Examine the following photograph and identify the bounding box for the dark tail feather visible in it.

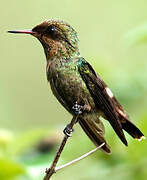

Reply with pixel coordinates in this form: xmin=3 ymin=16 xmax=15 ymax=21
xmin=122 ymin=119 xmax=145 ymax=140
xmin=78 ymin=117 xmax=111 ymax=154
xmin=108 ymin=120 xmax=128 ymax=146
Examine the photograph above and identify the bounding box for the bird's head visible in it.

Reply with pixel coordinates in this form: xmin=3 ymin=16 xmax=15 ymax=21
xmin=8 ymin=19 xmax=79 ymax=59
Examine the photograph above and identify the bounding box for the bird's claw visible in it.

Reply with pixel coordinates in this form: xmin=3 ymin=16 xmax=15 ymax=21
xmin=63 ymin=124 xmax=74 ymax=137
xmin=72 ymin=102 xmax=83 ymax=115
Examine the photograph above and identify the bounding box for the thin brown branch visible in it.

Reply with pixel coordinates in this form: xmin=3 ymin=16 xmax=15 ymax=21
xmin=43 ymin=115 xmax=78 ymax=180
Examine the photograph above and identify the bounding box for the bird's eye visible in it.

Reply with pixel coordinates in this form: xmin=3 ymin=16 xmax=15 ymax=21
xmin=46 ymin=26 xmax=58 ymax=39
xmin=47 ymin=26 xmax=56 ymax=33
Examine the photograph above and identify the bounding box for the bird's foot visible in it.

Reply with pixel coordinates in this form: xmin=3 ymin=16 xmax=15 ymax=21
xmin=72 ymin=102 xmax=83 ymax=115
xmin=63 ymin=124 xmax=74 ymax=137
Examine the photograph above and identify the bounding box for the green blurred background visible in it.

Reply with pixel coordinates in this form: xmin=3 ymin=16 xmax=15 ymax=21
xmin=0 ymin=0 xmax=147 ymax=179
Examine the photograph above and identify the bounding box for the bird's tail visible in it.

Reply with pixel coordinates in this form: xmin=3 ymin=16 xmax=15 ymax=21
xmin=121 ymin=119 xmax=145 ymax=141
xmin=78 ymin=116 xmax=111 ymax=154
xmin=110 ymin=96 xmax=145 ymax=142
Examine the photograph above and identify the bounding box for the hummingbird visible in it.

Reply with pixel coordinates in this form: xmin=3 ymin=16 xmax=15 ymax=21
xmin=8 ymin=19 xmax=145 ymax=154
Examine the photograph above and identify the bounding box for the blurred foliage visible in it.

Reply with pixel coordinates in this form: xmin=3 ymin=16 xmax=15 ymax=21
xmin=0 ymin=158 xmax=25 ymax=180
xmin=0 ymin=0 xmax=147 ymax=180
xmin=125 ymin=24 xmax=147 ymax=47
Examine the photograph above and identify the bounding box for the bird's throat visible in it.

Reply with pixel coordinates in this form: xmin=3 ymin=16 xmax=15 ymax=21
xmin=41 ymin=39 xmax=79 ymax=61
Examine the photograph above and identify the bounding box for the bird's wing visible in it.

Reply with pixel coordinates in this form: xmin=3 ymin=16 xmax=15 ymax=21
xmin=77 ymin=58 xmax=128 ymax=146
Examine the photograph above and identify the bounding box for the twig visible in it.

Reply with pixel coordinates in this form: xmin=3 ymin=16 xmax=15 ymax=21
xmin=55 ymin=142 xmax=105 ymax=172
xmin=43 ymin=115 xmax=78 ymax=180
xmin=43 ymin=116 xmax=105 ymax=180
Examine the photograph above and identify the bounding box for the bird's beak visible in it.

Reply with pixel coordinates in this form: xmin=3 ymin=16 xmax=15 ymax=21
xmin=8 ymin=30 xmax=35 ymax=35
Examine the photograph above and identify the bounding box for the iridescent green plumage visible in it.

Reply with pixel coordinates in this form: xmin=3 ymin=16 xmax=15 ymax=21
xmin=8 ymin=19 xmax=145 ymax=154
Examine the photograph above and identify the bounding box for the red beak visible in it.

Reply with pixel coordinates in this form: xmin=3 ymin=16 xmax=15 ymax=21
xmin=8 ymin=30 xmax=34 ymax=34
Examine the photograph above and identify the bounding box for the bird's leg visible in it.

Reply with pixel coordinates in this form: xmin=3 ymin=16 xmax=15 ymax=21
xmin=64 ymin=101 xmax=86 ymax=136
xmin=63 ymin=124 xmax=74 ymax=137
xmin=72 ymin=101 xmax=84 ymax=115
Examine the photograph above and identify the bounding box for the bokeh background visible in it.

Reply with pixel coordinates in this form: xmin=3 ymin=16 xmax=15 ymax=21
xmin=1 ymin=0 xmax=147 ymax=179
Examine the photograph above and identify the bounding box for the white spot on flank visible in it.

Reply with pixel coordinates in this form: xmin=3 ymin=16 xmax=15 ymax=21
xmin=105 ymin=87 xmax=113 ymax=98
xmin=118 ymin=109 xmax=127 ymax=118
xmin=137 ymin=136 xmax=146 ymax=141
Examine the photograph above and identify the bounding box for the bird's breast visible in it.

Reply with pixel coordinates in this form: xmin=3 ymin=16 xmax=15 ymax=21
xmin=46 ymin=60 xmax=95 ymax=113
